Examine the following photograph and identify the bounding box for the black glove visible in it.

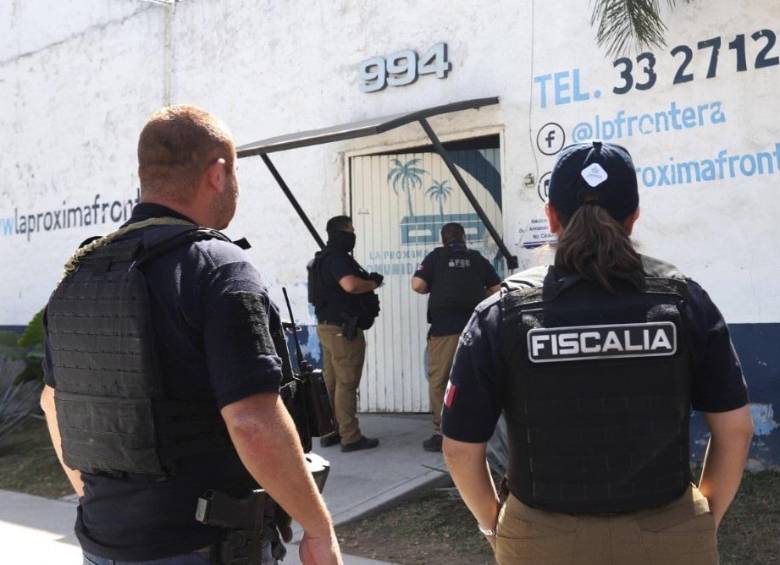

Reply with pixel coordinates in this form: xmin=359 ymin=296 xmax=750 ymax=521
xmin=368 ymin=272 xmax=384 ymax=287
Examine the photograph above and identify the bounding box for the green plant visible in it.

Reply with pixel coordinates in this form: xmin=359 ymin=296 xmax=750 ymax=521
xmin=14 ymin=309 xmax=45 ymax=385
xmin=1 ymin=309 xmax=45 ymax=444
xmin=591 ymin=0 xmax=692 ymax=57
xmin=0 ymin=331 xmax=24 ymax=361
xmin=17 ymin=309 xmax=44 ymax=349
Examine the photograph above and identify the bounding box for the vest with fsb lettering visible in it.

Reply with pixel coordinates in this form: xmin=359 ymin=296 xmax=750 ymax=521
xmin=500 ymin=258 xmax=694 ymax=514
xmin=428 ymin=246 xmax=485 ymax=314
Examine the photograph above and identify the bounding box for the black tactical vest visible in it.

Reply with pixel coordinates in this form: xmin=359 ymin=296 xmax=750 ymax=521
xmin=500 ymin=258 xmax=694 ymax=514
xmin=428 ymin=246 xmax=485 ymax=313
xmin=307 ymin=252 xmax=326 ymax=309
xmin=309 ymin=248 xmax=379 ymax=329
xmin=47 ymin=225 xmax=236 ymax=477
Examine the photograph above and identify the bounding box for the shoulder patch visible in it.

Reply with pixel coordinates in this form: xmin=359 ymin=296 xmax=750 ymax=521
xmin=527 ymin=321 xmax=677 ymax=363
xmin=224 ymin=291 xmax=276 ymax=356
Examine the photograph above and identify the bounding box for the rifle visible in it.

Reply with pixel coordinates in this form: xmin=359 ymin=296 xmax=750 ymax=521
xmin=282 ymin=287 xmax=337 ymax=440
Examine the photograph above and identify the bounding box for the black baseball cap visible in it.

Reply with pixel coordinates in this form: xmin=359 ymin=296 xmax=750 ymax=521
xmin=548 ymin=141 xmax=639 ymax=221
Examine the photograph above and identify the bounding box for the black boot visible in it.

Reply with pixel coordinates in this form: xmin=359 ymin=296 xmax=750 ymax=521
xmin=341 ymin=436 xmax=380 ymax=452
xmin=422 ymin=433 xmax=442 ymax=452
xmin=320 ymin=432 xmax=341 ymax=448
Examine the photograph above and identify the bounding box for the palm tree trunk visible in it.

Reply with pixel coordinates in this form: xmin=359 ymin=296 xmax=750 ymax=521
xmin=406 ymin=189 xmax=414 ymax=219
xmin=439 ymin=200 xmax=444 ymax=220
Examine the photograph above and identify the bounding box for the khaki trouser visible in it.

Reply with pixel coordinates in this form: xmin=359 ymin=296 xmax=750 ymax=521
xmin=427 ymin=334 xmax=460 ymax=433
xmin=317 ymin=324 xmax=366 ymax=445
xmin=496 ymin=485 xmax=718 ymax=565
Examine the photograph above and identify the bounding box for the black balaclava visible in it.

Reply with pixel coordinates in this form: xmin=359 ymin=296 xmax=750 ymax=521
xmin=328 ymin=230 xmax=356 ymax=252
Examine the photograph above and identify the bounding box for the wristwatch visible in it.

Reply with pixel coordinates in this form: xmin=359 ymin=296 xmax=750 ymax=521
xmin=478 ymin=524 xmax=497 ymax=537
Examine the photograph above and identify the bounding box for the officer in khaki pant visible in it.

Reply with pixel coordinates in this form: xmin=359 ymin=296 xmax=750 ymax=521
xmin=441 ymin=142 xmax=754 ymax=564
xmin=412 ymin=223 xmax=501 ymax=452
xmin=310 ymin=216 xmax=382 ymax=452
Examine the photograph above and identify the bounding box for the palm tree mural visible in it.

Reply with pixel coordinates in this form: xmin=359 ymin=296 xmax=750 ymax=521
xmin=387 ymin=158 xmax=426 ymax=218
xmin=426 ymin=179 xmax=452 ymax=220
xmin=591 ymin=0 xmax=691 ymax=56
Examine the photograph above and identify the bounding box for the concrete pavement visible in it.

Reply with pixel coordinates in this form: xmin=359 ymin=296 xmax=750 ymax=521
xmin=0 ymin=414 xmax=448 ymax=564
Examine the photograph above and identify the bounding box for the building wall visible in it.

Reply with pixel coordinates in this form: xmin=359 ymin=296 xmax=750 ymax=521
xmin=1 ymin=0 xmax=778 ymax=463
xmin=1 ymin=0 xmax=167 ymax=322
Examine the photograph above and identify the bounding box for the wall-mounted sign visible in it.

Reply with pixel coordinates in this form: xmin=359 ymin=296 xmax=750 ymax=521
xmin=521 ymin=217 xmax=556 ymax=249
xmin=537 ymin=171 xmax=551 ymax=202
xmin=536 ymin=122 xmax=566 ymax=155
xmin=358 ymin=42 xmax=451 ymax=93
xmin=534 ymin=28 xmax=779 ymax=109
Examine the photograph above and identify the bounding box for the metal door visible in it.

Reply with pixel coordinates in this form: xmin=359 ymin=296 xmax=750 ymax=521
xmin=350 ymin=139 xmax=504 ymax=412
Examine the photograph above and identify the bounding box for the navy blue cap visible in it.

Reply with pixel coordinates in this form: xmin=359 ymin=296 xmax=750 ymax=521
xmin=548 ymin=141 xmax=639 ymax=221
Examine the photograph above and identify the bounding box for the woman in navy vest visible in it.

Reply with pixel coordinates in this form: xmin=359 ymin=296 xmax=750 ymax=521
xmin=441 ymin=141 xmax=753 ymax=565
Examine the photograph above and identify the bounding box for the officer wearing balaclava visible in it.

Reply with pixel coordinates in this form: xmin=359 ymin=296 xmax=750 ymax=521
xmin=309 ymin=216 xmax=383 ymax=452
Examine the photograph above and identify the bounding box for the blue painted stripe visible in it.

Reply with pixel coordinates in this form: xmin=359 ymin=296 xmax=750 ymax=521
xmin=691 ymin=323 xmax=779 ymax=468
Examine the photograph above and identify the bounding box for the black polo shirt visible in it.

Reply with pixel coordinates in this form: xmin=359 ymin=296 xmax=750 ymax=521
xmin=442 ymin=263 xmax=749 ymax=443
xmin=43 ymin=203 xmax=285 ymax=560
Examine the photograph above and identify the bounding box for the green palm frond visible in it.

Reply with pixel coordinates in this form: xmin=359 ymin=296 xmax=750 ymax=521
xmin=591 ymin=0 xmax=691 ymax=57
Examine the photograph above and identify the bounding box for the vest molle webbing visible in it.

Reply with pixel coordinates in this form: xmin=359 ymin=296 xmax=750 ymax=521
xmin=47 ymin=221 xmax=235 ymax=477
xmin=499 ymin=266 xmax=694 ymax=514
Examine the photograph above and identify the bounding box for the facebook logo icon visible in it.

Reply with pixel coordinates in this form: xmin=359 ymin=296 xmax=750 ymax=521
xmin=536 ymin=123 xmax=566 ymax=156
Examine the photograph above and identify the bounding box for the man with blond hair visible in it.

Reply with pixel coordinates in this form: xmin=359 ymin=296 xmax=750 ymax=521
xmin=41 ymin=105 xmax=342 ymax=565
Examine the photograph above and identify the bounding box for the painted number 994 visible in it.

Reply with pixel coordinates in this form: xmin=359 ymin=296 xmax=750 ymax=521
xmin=612 ymin=29 xmax=779 ymax=95
xmin=359 ymin=43 xmax=451 ymax=93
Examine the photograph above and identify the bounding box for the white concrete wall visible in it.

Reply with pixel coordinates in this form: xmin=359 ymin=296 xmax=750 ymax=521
xmin=1 ymin=0 xmax=778 ymax=331
xmin=0 ymin=0 xmax=167 ymax=323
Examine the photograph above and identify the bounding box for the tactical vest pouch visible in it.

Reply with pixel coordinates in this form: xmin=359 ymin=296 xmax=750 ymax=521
xmin=49 ymin=228 xmax=233 ymax=477
xmin=357 ymin=293 xmax=380 ymax=330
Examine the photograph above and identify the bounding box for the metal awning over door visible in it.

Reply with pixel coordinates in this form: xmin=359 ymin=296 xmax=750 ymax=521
xmin=236 ymin=96 xmax=518 ymax=270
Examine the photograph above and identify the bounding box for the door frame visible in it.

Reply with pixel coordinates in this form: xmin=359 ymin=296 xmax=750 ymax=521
xmin=343 ymin=125 xmax=506 ymax=220
xmin=344 ymin=125 xmax=506 ymax=412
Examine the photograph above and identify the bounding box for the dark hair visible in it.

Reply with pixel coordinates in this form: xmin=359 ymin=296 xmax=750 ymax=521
xmin=555 ymin=203 xmax=643 ymax=292
xmin=138 ymin=105 xmax=234 ymax=203
xmin=441 ymin=222 xmax=466 ymax=245
xmin=326 ymin=215 xmax=352 ymax=235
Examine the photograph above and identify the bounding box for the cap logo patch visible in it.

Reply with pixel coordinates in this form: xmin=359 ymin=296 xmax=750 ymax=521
xmin=581 ymin=163 xmax=609 ymax=187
